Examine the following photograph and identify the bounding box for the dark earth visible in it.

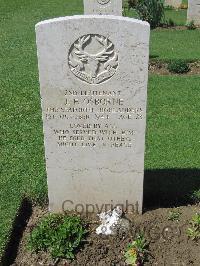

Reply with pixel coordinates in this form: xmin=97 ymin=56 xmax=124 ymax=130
xmin=9 ymin=204 xmax=200 ymax=266
xmin=149 ymin=61 xmax=200 ymax=75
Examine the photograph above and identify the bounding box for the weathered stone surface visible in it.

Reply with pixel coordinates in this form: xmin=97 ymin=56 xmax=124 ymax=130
xmin=187 ymin=0 xmax=200 ymax=25
xmin=165 ymin=0 xmax=182 ymax=8
xmin=84 ymin=0 xmax=122 ymax=15
xmin=35 ymin=15 xmax=150 ymax=214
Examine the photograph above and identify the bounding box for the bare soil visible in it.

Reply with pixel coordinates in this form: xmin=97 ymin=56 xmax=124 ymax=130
xmin=149 ymin=61 xmax=200 ymax=75
xmin=11 ymin=204 xmax=200 ymax=266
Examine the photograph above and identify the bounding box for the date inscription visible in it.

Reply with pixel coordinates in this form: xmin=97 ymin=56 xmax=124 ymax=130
xmin=44 ymin=89 xmax=144 ymax=148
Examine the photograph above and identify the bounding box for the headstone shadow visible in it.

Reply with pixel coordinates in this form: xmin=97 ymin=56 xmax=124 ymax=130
xmin=143 ymin=168 xmax=200 ymax=210
xmin=1 ymin=198 xmax=32 ymax=266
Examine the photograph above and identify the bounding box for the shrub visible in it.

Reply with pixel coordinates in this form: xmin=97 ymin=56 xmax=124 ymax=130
xmin=187 ymin=213 xmax=200 ymax=240
xmin=135 ymin=0 xmax=165 ymax=29
xmin=167 ymin=60 xmax=190 ymax=74
xmin=28 ymin=214 xmax=87 ymax=259
xmin=167 ymin=18 xmax=176 ymax=27
xmin=128 ymin=0 xmax=138 ymax=9
xmin=186 ymin=20 xmax=196 ymax=30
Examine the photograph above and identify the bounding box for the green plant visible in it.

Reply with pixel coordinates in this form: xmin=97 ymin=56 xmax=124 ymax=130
xmin=168 ymin=209 xmax=181 ymax=221
xmin=167 ymin=18 xmax=176 ymax=27
xmin=124 ymin=233 xmax=149 ymax=265
xmin=186 ymin=20 xmax=196 ymax=30
xmin=164 ymin=5 xmax=174 ymax=10
xmin=167 ymin=60 xmax=190 ymax=74
xmin=128 ymin=0 xmax=138 ymax=9
xmin=187 ymin=213 xmax=200 ymax=240
xmin=123 ymin=0 xmax=137 ymax=15
xmin=28 ymin=214 xmax=87 ymax=259
xmin=123 ymin=0 xmax=129 ymax=16
xmin=135 ymin=0 xmax=165 ymax=29
xmin=190 ymin=189 xmax=200 ymax=204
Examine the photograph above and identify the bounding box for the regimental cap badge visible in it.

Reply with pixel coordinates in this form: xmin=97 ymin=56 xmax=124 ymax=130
xmin=97 ymin=0 xmax=110 ymax=4
xmin=68 ymin=34 xmax=118 ymax=85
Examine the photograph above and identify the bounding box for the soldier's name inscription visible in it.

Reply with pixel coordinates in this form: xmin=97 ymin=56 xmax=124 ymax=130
xmin=45 ymin=88 xmax=143 ymax=149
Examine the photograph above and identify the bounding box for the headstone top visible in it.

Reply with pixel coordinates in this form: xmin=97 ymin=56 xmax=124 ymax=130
xmin=36 ymin=15 xmax=149 ymax=28
xmin=83 ymin=0 xmax=122 ymax=15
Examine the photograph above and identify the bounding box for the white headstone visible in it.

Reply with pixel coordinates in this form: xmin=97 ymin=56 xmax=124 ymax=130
xmin=36 ymin=15 xmax=150 ymax=214
xmin=84 ymin=0 xmax=122 ymax=15
xmin=165 ymin=0 xmax=182 ymax=8
xmin=187 ymin=0 xmax=200 ymax=25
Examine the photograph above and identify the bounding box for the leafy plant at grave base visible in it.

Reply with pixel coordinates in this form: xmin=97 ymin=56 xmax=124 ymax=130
xmin=185 ymin=20 xmax=196 ymax=30
xmin=187 ymin=213 xmax=200 ymax=241
xmin=167 ymin=18 xmax=176 ymax=27
xmin=124 ymin=233 xmax=149 ymax=266
xmin=28 ymin=214 xmax=87 ymax=259
xmin=135 ymin=0 xmax=165 ymax=29
xmin=168 ymin=209 xmax=181 ymax=221
xmin=190 ymin=189 xmax=200 ymax=204
xmin=167 ymin=59 xmax=190 ymax=74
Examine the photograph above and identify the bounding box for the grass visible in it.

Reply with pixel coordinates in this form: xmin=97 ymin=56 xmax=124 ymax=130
xmin=164 ymin=9 xmax=187 ymax=26
xmin=182 ymin=0 xmax=188 ymax=5
xmin=126 ymin=7 xmax=200 ymax=61
xmin=146 ymin=75 xmax=200 ymax=170
xmin=150 ymin=30 xmax=200 ymax=61
xmin=0 ymin=0 xmax=199 ymax=259
xmin=144 ymin=75 xmax=200 ymax=207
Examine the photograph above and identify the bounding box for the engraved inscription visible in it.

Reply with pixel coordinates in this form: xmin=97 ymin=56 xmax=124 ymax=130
xmin=97 ymin=0 xmax=110 ymax=4
xmin=68 ymin=34 xmax=118 ymax=84
xmin=45 ymin=88 xmax=144 ymax=149
xmin=54 ymin=124 xmax=136 ymax=148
